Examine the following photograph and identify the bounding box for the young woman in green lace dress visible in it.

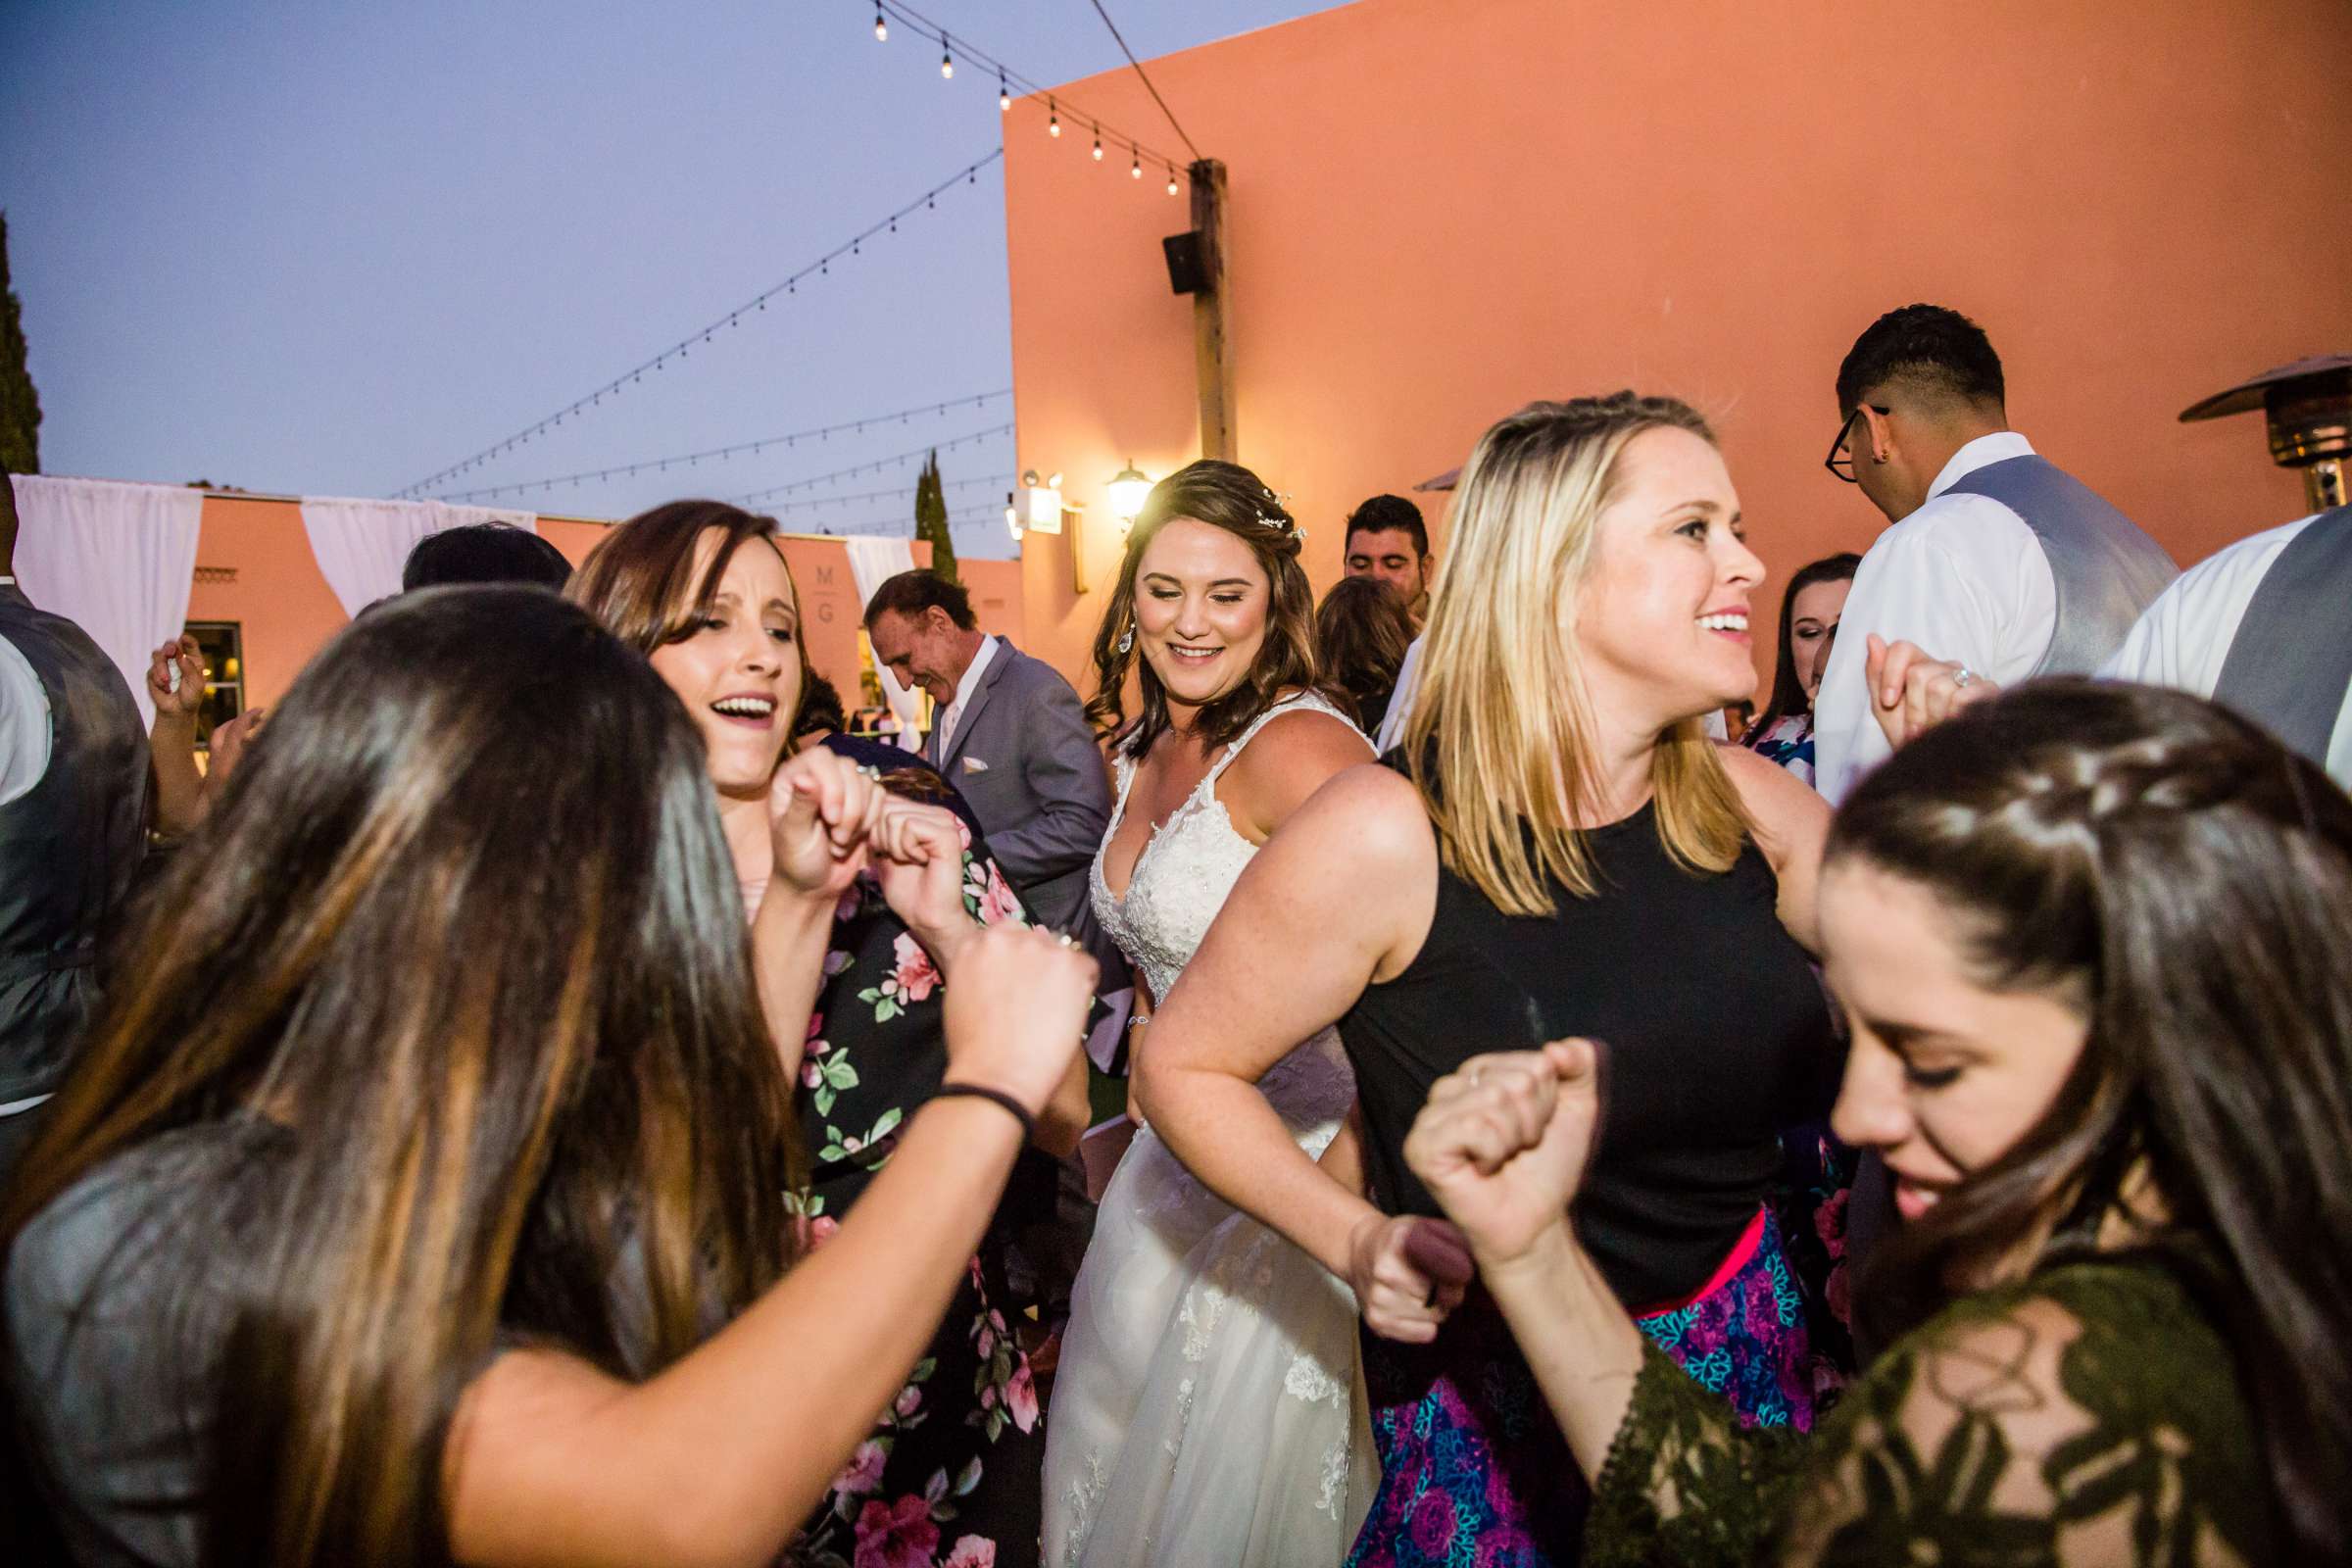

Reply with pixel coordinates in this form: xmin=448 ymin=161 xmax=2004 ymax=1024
xmin=1402 ymin=680 xmax=2351 ymax=1565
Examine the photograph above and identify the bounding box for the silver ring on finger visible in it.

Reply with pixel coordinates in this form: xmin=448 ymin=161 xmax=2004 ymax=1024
xmin=1952 ymin=665 xmax=1975 ymax=688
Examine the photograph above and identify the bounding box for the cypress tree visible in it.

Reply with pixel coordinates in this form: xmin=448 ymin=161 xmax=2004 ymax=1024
xmin=0 ymin=213 xmax=41 ymax=474
xmin=912 ymin=448 xmax=956 ymax=583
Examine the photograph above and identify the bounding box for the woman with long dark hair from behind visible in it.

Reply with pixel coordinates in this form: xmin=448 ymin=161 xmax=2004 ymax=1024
xmin=569 ymin=501 xmax=1082 ymax=1565
xmin=1 ymin=586 xmax=1095 ymax=1568
xmin=1740 ymin=551 xmax=1859 ymax=786
xmin=1315 ymin=572 xmax=1415 ymax=737
xmin=1404 ymin=680 xmax=2349 ymax=1564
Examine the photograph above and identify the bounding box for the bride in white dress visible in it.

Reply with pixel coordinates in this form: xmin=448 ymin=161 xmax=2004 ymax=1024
xmin=1042 ymin=463 xmax=1379 ymax=1567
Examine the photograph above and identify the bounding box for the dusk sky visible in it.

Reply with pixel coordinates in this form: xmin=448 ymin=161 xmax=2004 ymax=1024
xmin=1 ymin=1 xmax=1331 ymax=558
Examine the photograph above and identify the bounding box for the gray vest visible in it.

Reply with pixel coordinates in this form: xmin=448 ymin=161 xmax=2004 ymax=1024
xmin=0 ymin=584 xmax=150 ymax=1103
xmin=1941 ymin=454 xmax=2178 ymax=675
xmin=2211 ymin=507 xmax=2352 ymax=772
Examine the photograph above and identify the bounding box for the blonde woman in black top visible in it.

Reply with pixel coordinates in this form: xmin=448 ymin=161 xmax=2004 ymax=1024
xmin=1137 ymin=396 xmax=1836 ymax=1565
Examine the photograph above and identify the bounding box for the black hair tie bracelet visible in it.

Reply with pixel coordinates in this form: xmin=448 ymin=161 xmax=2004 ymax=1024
xmin=931 ymin=1083 xmax=1036 ymax=1142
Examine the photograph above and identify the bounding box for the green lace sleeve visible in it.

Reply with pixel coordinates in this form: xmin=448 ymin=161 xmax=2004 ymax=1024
xmin=1586 ymin=1259 xmax=2272 ymax=1567
xmin=1585 ymin=1342 xmax=1813 ymax=1568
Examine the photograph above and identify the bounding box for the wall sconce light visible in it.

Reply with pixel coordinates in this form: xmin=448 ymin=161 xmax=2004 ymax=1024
xmin=1107 ymin=460 xmax=1152 ymax=529
xmin=1013 ymin=467 xmax=1063 ymax=535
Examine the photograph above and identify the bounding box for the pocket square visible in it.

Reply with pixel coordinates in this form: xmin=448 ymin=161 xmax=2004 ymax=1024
xmin=961 ymin=756 xmax=990 ymax=775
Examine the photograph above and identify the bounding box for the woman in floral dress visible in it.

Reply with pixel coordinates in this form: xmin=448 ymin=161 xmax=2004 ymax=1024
xmin=570 ymin=500 xmax=1068 ymax=1568
xmin=789 ymin=764 xmax=1051 ymax=1568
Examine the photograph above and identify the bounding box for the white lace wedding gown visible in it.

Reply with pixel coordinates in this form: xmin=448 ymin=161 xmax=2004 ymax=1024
xmin=1041 ymin=693 xmax=1375 ymax=1568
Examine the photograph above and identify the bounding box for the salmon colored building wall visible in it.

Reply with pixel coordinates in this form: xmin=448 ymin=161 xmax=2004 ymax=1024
xmin=1004 ymin=0 xmax=2352 ymax=691
xmin=183 ymin=498 xmax=350 ymax=710
xmin=181 ymin=498 xmax=1020 ymax=711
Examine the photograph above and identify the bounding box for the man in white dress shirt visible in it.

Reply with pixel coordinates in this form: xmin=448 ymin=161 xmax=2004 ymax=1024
xmin=2101 ymin=505 xmax=2352 ymax=785
xmin=1811 ymin=305 xmax=2178 ymax=803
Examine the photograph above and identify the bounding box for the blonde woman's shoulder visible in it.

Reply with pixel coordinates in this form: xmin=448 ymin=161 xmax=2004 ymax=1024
xmin=1716 ymin=739 xmax=1829 ymax=951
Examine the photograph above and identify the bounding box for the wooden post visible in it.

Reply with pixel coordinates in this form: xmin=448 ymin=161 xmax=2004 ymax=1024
xmin=1190 ymin=159 xmax=1235 ymax=462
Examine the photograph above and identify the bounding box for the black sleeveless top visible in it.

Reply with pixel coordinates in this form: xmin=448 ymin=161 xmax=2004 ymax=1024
xmin=1340 ymin=794 xmax=1837 ymax=1307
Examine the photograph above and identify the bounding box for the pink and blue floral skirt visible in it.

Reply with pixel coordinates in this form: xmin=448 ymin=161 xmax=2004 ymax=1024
xmin=1344 ymin=1207 xmax=1812 ymax=1568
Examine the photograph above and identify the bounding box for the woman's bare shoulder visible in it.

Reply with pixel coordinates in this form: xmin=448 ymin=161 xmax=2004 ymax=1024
xmin=1717 ymin=740 xmax=1830 ymax=843
xmin=1228 ymin=703 xmax=1383 ymax=836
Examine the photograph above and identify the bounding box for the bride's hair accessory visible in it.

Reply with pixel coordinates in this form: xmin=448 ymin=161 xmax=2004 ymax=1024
xmin=1256 ymin=485 xmax=1302 ymax=540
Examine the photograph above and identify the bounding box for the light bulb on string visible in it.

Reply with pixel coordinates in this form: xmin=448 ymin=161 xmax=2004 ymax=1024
xmin=874 ymin=10 xmax=886 ymax=41
xmin=999 ymin=71 xmax=1010 ymax=111
xmin=1130 ymin=149 xmax=1142 ymax=178
xmin=1048 ymin=100 xmax=1060 ymax=135
xmin=940 ymin=38 xmax=953 ymax=78
xmin=1166 ymin=166 xmax=1180 ymax=195
xmin=1092 ymin=125 xmax=1103 ymax=160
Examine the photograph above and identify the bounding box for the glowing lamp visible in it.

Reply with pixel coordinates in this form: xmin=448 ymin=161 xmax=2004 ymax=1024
xmin=1107 ymin=461 xmax=1152 ymax=523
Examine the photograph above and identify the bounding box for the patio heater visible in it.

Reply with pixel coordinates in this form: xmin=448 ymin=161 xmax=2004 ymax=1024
xmin=2179 ymin=354 xmax=2352 ymax=514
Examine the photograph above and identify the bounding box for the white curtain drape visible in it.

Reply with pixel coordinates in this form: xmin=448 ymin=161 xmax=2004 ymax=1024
xmin=840 ymin=535 xmax=925 ymax=745
xmin=298 ymin=496 xmax=537 ymax=618
xmin=10 ymin=475 xmax=206 ymax=726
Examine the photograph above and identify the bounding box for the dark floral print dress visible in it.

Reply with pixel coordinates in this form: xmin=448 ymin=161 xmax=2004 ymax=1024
xmin=1766 ymin=1125 xmax=1856 ymax=1411
xmin=784 ymin=805 xmax=1047 ymax=1568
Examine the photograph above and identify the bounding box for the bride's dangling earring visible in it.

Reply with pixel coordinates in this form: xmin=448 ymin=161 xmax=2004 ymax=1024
xmin=1116 ymin=621 xmax=1135 ymax=656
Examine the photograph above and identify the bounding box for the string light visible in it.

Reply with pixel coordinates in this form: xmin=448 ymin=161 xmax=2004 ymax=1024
xmin=868 ymin=2 xmax=1193 ymax=191
xmin=1166 ymin=165 xmax=1180 ymax=196
xmin=398 ymin=150 xmax=1004 ymax=497
xmin=940 ymin=36 xmax=953 ymax=77
xmin=874 ymin=8 xmax=887 ymax=41
xmin=725 ymin=421 xmax=1016 ymax=506
xmin=758 ymin=472 xmax=1008 ymax=515
xmin=810 ymin=500 xmax=1002 ymax=538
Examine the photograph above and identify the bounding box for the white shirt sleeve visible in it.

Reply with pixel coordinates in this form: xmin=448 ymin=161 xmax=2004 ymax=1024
xmin=1375 ymin=633 xmax=1427 ymax=755
xmin=1812 ymin=497 xmax=2056 ymax=804
xmin=0 ymin=632 xmax=53 ymax=807
xmin=2099 ymin=514 xmax=2312 ymax=694
xmin=2096 ymin=514 xmax=2352 ymax=786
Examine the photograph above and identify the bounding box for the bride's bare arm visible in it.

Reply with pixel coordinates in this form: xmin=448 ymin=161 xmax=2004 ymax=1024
xmin=1136 ymin=764 xmax=1463 ymax=1339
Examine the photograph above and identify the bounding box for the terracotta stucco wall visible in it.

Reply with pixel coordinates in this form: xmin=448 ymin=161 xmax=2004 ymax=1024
xmin=182 ymin=499 xmax=1019 ymax=710
xmin=1005 ymin=0 xmax=2352 ymax=691
xmin=183 ymin=497 xmax=350 ymax=710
